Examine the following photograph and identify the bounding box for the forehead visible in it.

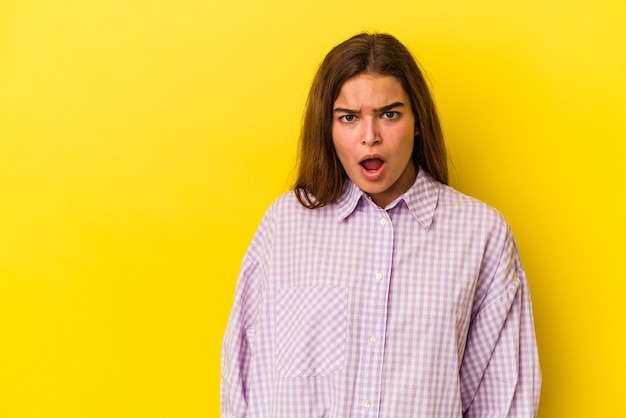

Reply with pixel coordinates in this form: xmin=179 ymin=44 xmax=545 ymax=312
xmin=334 ymin=74 xmax=409 ymax=106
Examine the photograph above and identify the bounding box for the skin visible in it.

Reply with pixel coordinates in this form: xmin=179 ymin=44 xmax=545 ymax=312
xmin=332 ymin=73 xmax=419 ymax=208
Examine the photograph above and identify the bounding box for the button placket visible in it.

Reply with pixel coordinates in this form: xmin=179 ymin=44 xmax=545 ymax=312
xmin=353 ymin=208 xmax=393 ymax=417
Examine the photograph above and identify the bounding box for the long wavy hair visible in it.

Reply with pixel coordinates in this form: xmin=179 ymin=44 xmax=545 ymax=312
xmin=294 ymin=33 xmax=448 ymax=208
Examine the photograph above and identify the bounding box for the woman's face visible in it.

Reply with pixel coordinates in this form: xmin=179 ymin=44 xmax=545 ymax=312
xmin=331 ymin=73 xmax=418 ymax=208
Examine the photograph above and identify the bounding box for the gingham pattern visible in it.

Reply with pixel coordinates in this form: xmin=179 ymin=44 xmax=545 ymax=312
xmin=221 ymin=169 xmax=541 ymax=417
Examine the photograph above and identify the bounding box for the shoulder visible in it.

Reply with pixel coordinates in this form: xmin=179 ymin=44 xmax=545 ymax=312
xmin=266 ymin=190 xmax=338 ymax=218
xmin=440 ymin=183 xmax=506 ymax=219
xmin=435 ymin=183 xmax=512 ymax=238
xmin=258 ymin=190 xmax=338 ymax=232
xmin=436 ymin=185 xmax=523 ymax=281
xmin=269 ymin=190 xmax=306 ymax=211
xmin=243 ymin=193 xmax=302 ymax=264
xmin=246 ymin=191 xmax=339 ymax=260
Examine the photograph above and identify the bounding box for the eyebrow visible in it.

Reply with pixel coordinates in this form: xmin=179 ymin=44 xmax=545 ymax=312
xmin=333 ymin=101 xmax=405 ymax=114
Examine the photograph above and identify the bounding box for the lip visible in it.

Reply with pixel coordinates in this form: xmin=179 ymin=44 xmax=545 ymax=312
xmin=359 ymin=154 xmax=386 ymax=181
xmin=359 ymin=154 xmax=385 ymax=164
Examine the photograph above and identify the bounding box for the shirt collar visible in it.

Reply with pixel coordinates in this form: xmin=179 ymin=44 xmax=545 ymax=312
xmin=335 ymin=167 xmax=440 ymax=229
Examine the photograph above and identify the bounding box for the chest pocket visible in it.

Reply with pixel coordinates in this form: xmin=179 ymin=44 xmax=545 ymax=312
xmin=276 ymin=285 xmax=348 ymax=378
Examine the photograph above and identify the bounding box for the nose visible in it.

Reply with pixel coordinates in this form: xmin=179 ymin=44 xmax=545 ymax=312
xmin=361 ymin=118 xmax=381 ymax=146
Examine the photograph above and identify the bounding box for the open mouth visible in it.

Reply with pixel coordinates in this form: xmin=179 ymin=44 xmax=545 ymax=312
xmin=360 ymin=158 xmax=384 ymax=172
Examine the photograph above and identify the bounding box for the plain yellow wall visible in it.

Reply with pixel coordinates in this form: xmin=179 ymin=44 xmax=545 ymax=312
xmin=1 ymin=0 xmax=624 ymax=416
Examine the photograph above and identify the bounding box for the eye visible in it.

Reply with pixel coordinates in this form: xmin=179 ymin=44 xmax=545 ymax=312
xmin=339 ymin=114 xmax=357 ymax=122
xmin=382 ymin=111 xmax=399 ymax=119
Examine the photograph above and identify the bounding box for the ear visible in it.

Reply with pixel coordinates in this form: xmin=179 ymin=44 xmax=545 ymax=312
xmin=414 ymin=126 xmax=420 ymax=136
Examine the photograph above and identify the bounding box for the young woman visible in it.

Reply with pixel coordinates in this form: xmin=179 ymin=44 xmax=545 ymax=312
xmin=221 ymin=33 xmax=541 ymax=418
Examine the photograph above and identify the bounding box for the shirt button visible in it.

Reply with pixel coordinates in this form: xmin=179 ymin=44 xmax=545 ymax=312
xmin=375 ymin=273 xmax=384 ymax=282
xmin=364 ymin=400 xmax=372 ymax=408
xmin=380 ymin=218 xmax=387 ymax=225
xmin=369 ymin=336 xmax=378 ymax=344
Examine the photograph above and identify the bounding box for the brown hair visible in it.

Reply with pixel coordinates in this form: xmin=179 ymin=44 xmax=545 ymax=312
xmin=294 ymin=32 xmax=448 ymax=208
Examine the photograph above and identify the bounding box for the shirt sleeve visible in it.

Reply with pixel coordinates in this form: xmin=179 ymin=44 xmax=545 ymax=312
xmin=220 ymin=254 xmax=260 ymax=417
xmin=460 ymin=227 xmax=542 ymax=418
xmin=221 ymin=212 xmax=272 ymax=418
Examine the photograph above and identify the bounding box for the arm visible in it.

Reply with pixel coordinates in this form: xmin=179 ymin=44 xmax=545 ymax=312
xmin=221 ymin=204 xmax=276 ymax=418
xmin=460 ymin=230 xmax=541 ymax=418
xmin=221 ymin=253 xmax=261 ymax=418
xmin=221 ymin=206 xmax=275 ymax=417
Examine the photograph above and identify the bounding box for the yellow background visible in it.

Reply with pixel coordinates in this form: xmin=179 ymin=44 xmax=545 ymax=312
xmin=1 ymin=0 xmax=624 ymax=416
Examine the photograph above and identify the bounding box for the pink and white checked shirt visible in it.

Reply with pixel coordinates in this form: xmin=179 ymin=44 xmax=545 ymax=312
xmin=221 ymin=169 xmax=541 ymax=417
